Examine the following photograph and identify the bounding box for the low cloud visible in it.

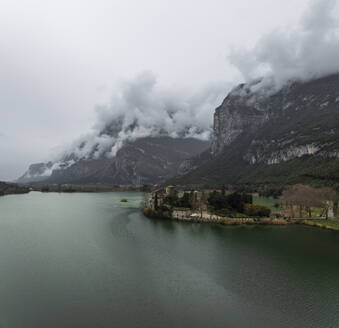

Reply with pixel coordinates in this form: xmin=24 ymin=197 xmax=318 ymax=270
xmin=60 ymin=71 xmax=229 ymax=161
xmin=229 ymin=0 xmax=339 ymax=92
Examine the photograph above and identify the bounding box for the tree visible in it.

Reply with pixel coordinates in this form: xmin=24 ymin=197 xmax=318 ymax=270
xmin=281 ymin=184 xmax=338 ymax=219
xmin=178 ymin=192 xmax=191 ymax=208
xmin=208 ymin=191 xmax=253 ymax=214
xmin=154 ymin=193 xmax=158 ymax=210
xmin=141 ymin=192 xmax=152 ymax=209
xmin=316 ymin=187 xmax=338 ymax=219
xmin=221 ymin=184 xmax=226 ymax=196
xmin=208 ymin=191 xmax=228 ymax=210
xmin=244 ymin=204 xmax=271 ymax=217
xmin=163 ymin=194 xmax=179 ymax=207
xmin=198 ymin=191 xmax=209 ymax=216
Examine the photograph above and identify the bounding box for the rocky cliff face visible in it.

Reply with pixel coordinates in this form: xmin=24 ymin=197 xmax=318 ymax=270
xmin=212 ymin=74 xmax=339 ymax=163
xmin=211 ymin=81 xmax=273 ymax=155
xmin=172 ymin=74 xmax=339 ymax=188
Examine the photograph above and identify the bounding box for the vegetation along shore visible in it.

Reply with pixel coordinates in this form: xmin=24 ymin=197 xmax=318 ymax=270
xmin=143 ymin=184 xmax=339 ymax=231
xmin=0 ymin=182 xmax=29 ymax=196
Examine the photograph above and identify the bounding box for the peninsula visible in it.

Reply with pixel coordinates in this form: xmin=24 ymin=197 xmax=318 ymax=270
xmin=143 ymin=185 xmax=339 ymax=231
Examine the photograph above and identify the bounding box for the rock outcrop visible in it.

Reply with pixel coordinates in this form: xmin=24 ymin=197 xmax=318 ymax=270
xmin=172 ymin=73 xmax=339 ymax=189
xmin=211 ymin=81 xmax=272 ymax=155
xmin=211 ymin=75 xmax=339 ymax=162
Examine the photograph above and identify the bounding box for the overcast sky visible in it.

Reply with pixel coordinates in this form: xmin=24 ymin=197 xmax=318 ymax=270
xmin=0 ymin=0 xmax=335 ymax=180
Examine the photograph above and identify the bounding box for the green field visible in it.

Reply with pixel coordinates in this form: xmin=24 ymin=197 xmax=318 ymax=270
xmin=253 ymin=195 xmax=279 ymax=213
xmin=252 ymin=195 xmax=330 ymax=218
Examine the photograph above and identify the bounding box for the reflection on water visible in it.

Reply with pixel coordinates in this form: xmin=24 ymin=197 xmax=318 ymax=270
xmin=0 ymin=192 xmax=338 ymax=328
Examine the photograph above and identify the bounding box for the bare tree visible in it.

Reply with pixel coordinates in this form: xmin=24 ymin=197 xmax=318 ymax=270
xmin=316 ymin=187 xmax=338 ymax=219
xmin=198 ymin=191 xmax=209 ymax=217
xmin=281 ymin=185 xmax=338 ymax=219
xmin=141 ymin=192 xmax=150 ymax=209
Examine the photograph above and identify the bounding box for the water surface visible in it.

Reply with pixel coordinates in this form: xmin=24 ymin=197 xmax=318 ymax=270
xmin=0 ymin=192 xmax=338 ymax=328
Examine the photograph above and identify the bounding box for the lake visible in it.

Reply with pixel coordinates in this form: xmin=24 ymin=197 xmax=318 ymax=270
xmin=0 ymin=192 xmax=338 ymax=328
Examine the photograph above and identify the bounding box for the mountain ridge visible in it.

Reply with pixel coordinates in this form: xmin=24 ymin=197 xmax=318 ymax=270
xmin=18 ymin=73 xmax=339 ymax=189
xmin=18 ymin=137 xmax=210 ymax=186
xmin=171 ymin=74 xmax=339 ymax=191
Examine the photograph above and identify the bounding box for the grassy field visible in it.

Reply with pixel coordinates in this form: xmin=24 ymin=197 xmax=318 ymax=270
xmin=252 ymin=195 xmax=329 ymax=218
xmin=253 ymin=195 xmax=280 ymax=213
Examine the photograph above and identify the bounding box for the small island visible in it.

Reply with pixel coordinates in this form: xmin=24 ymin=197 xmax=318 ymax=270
xmin=143 ymin=184 xmax=339 ymax=230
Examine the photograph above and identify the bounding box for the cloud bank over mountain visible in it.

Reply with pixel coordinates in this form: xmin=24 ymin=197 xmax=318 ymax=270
xmin=60 ymin=71 xmax=229 ymax=161
xmin=2 ymin=0 xmax=336 ymax=181
xmin=229 ymin=0 xmax=339 ymax=92
xmin=47 ymin=0 xmax=339 ymax=164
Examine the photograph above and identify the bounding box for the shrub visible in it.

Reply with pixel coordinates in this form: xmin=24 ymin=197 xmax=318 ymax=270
xmin=208 ymin=191 xmax=253 ymax=213
xmin=214 ymin=208 xmax=233 ymax=217
xmin=208 ymin=191 xmax=229 ymax=210
xmin=244 ymin=204 xmax=271 ymax=217
xmin=177 ymin=192 xmax=191 ymax=208
xmin=163 ymin=194 xmax=179 ymax=207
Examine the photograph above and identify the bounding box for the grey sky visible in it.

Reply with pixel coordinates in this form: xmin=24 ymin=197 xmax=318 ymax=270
xmin=0 ymin=0 xmax=333 ymax=180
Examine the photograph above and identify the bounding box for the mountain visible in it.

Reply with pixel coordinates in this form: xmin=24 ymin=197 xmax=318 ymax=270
xmin=18 ymin=73 xmax=339 ymax=189
xmin=17 ymin=162 xmax=54 ymax=184
xmin=171 ymin=74 xmax=339 ymax=192
xmin=18 ymin=137 xmax=210 ymax=186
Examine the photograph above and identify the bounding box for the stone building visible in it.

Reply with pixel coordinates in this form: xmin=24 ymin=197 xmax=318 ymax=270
xmin=189 ymin=190 xmax=208 ymax=211
xmin=149 ymin=186 xmax=178 ymax=210
xmin=165 ymin=185 xmax=177 ymax=197
xmin=149 ymin=188 xmax=165 ymax=210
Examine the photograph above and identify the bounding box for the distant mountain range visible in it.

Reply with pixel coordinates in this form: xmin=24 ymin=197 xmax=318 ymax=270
xmin=18 ymin=73 xmax=339 ymax=190
xmin=171 ymin=74 xmax=339 ymax=191
xmin=18 ymin=137 xmax=209 ymax=185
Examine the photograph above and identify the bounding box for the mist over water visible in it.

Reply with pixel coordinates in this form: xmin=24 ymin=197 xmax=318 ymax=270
xmin=0 ymin=192 xmax=338 ymax=328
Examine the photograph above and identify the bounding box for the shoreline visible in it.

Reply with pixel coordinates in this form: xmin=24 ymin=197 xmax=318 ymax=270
xmin=143 ymin=209 xmax=339 ymax=231
xmin=0 ymin=182 xmax=29 ymax=197
xmin=295 ymin=219 xmax=339 ymax=232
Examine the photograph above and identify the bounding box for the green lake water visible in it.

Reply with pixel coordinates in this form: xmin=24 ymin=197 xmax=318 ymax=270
xmin=0 ymin=192 xmax=338 ymax=328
